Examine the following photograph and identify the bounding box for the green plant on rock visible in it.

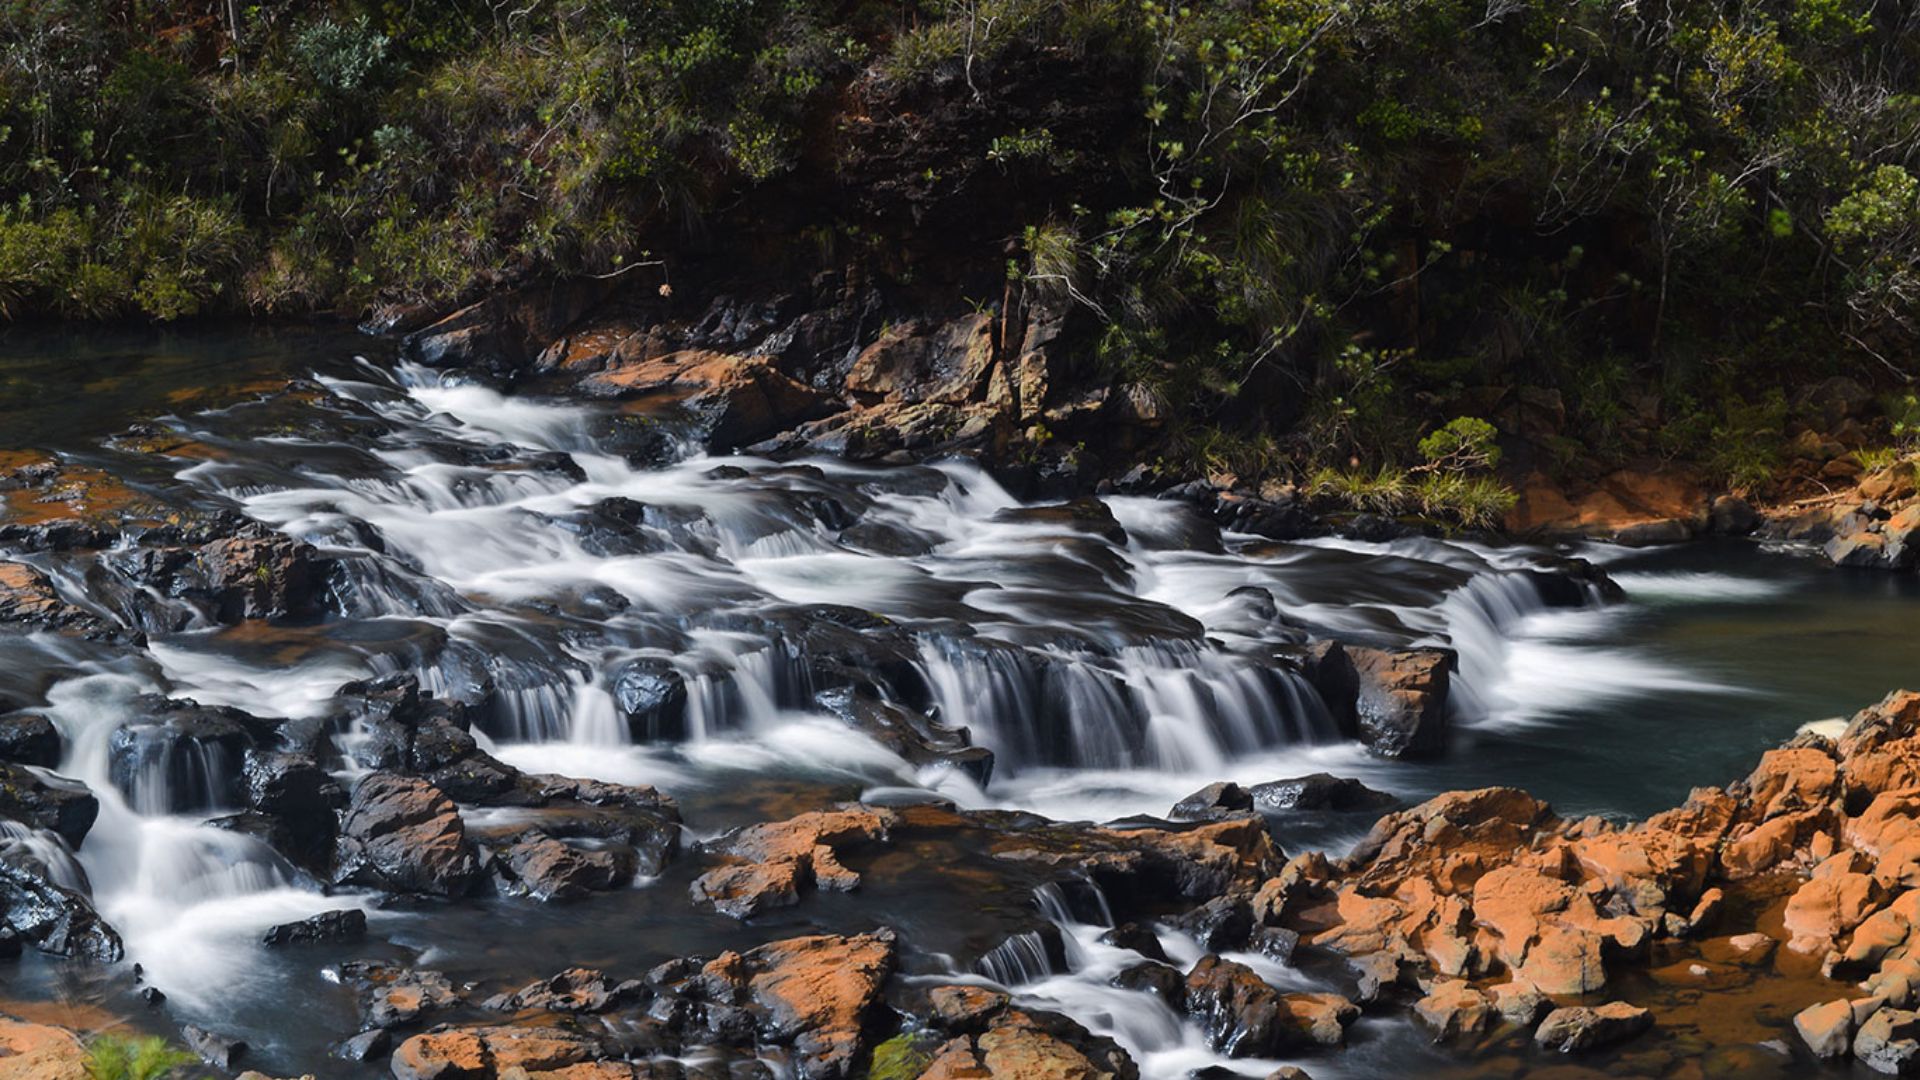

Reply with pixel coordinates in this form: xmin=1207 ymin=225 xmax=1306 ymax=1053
xmin=84 ymin=1034 xmax=198 ymax=1080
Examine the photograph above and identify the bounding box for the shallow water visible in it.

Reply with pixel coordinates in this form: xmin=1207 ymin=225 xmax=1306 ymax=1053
xmin=0 ymin=328 xmax=1915 ymax=1078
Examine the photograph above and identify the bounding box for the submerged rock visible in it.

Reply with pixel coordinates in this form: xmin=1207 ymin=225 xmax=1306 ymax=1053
xmin=262 ymin=908 xmax=366 ymax=947
xmin=1533 ymin=1002 xmax=1652 ymax=1053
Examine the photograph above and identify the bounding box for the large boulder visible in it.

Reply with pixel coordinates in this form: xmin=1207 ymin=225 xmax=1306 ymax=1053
xmin=1181 ymin=954 xmax=1355 ymax=1056
xmin=1346 ymin=646 xmax=1453 ymax=757
xmin=741 ymin=930 xmax=899 ymax=1078
xmin=106 ymin=697 xmax=262 ymax=814
xmin=0 ymin=859 xmax=122 ymax=960
xmin=0 ymin=764 xmax=97 ymax=849
xmin=1855 ymin=1006 xmax=1920 ymax=1075
xmin=241 ymin=750 xmax=345 ymax=869
xmin=0 ymin=713 xmax=60 ymax=767
xmin=333 ymin=774 xmax=482 ymax=898
xmin=607 ymin=657 xmax=688 ymax=742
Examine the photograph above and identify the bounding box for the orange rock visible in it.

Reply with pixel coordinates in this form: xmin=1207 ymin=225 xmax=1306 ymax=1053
xmin=1782 ymin=865 xmax=1885 ymax=954
xmin=1741 ymin=746 xmax=1840 ymax=822
xmin=1721 ymin=809 xmax=1829 ymax=879
xmin=1516 ymin=923 xmax=1607 ymax=995
xmin=1846 ymin=791 xmax=1920 ymax=854
xmin=690 ymin=805 xmax=898 ymax=918
xmin=743 ymin=930 xmax=898 ymax=1077
xmin=390 ymin=1030 xmax=493 ymax=1080
xmin=0 ymin=1017 xmax=87 ymax=1080
xmin=1470 ymin=866 xmax=1575 ymax=967
xmin=1413 ymin=979 xmax=1492 ymax=1041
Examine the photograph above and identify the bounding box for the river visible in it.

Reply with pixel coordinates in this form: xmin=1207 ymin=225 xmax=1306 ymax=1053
xmin=0 ymin=326 xmax=1914 ymax=1078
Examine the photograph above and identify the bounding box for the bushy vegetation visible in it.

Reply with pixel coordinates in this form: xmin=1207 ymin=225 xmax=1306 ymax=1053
xmin=4 ymin=0 xmax=1919 ymax=491
xmin=83 ymin=1034 xmax=198 ymax=1080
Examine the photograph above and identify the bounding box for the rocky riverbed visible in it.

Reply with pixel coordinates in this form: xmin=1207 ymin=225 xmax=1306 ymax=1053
xmin=0 ymin=328 xmax=1917 ymax=1080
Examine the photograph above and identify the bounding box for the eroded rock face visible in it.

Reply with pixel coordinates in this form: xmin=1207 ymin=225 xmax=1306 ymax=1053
xmin=333 ymin=773 xmax=482 ymax=898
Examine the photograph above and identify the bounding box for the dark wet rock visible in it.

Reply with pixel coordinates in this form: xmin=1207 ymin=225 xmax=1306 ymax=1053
xmin=1294 ymin=640 xmax=1359 ymax=736
xmin=1247 ymin=774 xmax=1395 ymax=814
xmin=333 ymin=773 xmax=483 ymax=898
xmin=0 ymin=859 xmax=121 ymax=960
xmin=0 ymin=561 xmax=131 ymax=642
xmin=107 ymin=697 xmax=264 ymax=814
xmin=0 ymin=713 xmax=60 ymax=767
xmin=1347 ymin=645 xmax=1453 ymax=758
xmin=1827 ymin=531 xmax=1892 ymax=569
xmin=0 ymin=923 xmax=22 ymax=959
xmin=1099 ymin=922 xmax=1169 ymax=963
xmin=403 ymin=279 xmax=615 ymax=378
xmin=333 ymin=1028 xmax=391 ymax=1062
xmin=610 ymin=657 xmax=689 ymax=742
xmin=182 ymin=1024 xmax=247 ymax=1070
xmin=495 ymin=833 xmax=638 ymax=902
xmin=1709 ymin=494 xmax=1760 ymax=536
xmin=1113 ymin=960 xmax=1187 ymax=1005
xmin=139 ymin=986 xmax=165 ymax=1006
xmin=1210 ymin=492 xmax=1323 ymax=541
xmin=1181 ymin=955 xmax=1356 ymax=1056
xmin=483 ymin=968 xmax=640 ymax=1014
xmin=975 ymin=924 xmax=1069 ymax=983
xmin=242 ymin=749 xmax=345 ymax=867
xmin=0 ymin=763 xmax=98 ymax=848
xmin=813 ymin=687 xmax=993 ymax=784
xmin=1169 ymin=894 xmax=1255 ymax=951
xmin=1170 ymin=782 xmax=1253 ymax=822
xmin=262 ymin=908 xmax=366 ymax=947
xmin=341 ymin=674 xmax=520 ymax=803
xmin=991 ymin=498 xmax=1129 ymax=546
xmin=1533 ymin=1002 xmax=1653 ymax=1053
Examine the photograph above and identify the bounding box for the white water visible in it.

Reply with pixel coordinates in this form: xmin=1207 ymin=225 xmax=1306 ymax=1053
xmin=4 ymin=359 xmax=1795 ymax=1077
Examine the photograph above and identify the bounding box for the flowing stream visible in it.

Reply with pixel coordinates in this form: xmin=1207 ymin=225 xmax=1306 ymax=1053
xmin=1 ymin=328 xmax=1916 ymax=1077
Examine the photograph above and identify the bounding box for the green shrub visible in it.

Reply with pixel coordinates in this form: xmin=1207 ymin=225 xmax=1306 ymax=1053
xmin=84 ymin=1034 xmax=197 ymax=1080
